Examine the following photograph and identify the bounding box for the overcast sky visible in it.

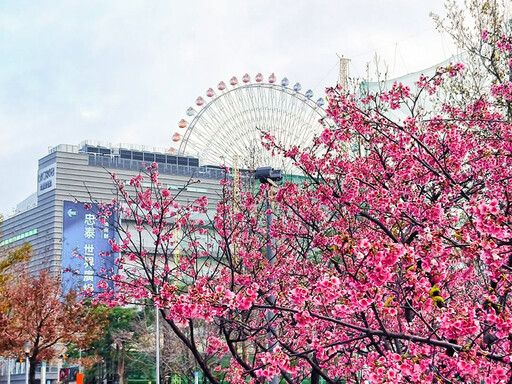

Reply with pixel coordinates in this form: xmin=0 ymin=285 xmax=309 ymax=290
xmin=0 ymin=0 xmax=459 ymax=216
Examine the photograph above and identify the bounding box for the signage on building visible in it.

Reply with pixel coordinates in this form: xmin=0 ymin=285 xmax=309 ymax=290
xmin=62 ymin=201 xmax=117 ymax=293
xmin=0 ymin=228 xmax=38 ymax=246
xmin=37 ymin=163 xmax=56 ymax=195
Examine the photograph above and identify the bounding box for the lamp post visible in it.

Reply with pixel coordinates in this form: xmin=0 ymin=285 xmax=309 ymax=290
xmin=155 ymin=303 xmax=160 ymax=384
xmin=23 ymin=341 xmax=30 ymax=384
xmin=254 ymin=167 xmax=282 ymax=384
xmin=7 ymin=357 xmax=12 ymax=384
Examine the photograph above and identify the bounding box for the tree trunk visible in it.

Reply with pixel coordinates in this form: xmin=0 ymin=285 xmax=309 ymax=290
xmin=29 ymin=356 xmax=37 ymax=384
xmin=311 ymin=368 xmax=320 ymax=384
xmin=116 ymin=345 xmax=126 ymax=384
xmin=241 ymin=341 xmax=248 ymax=361
xmin=310 ymin=355 xmax=320 ymax=384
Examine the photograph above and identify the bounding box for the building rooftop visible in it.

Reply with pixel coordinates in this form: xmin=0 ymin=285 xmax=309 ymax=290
xmin=48 ymin=140 xmax=230 ymax=179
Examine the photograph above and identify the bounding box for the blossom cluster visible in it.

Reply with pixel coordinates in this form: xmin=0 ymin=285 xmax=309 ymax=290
xmin=88 ymin=59 xmax=512 ymax=383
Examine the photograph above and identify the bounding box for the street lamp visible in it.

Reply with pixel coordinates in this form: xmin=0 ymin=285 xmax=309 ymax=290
xmin=155 ymin=303 xmax=160 ymax=384
xmin=254 ymin=167 xmax=282 ymax=384
xmin=254 ymin=167 xmax=283 ymax=186
xmin=254 ymin=166 xmax=283 ymax=266
xmin=23 ymin=341 xmax=30 ymax=384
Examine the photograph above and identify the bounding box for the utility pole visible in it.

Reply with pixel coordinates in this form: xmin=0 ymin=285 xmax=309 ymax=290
xmin=6 ymin=358 xmax=12 ymax=384
xmin=155 ymin=303 xmax=160 ymax=384
xmin=255 ymin=167 xmax=283 ymax=384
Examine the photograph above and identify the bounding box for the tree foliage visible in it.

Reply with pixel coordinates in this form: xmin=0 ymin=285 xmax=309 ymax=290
xmin=77 ymin=306 xmax=137 ymax=384
xmin=0 ymin=270 xmax=108 ymax=384
xmin=432 ymin=0 xmax=512 ymax=119
xmin=0 ymin=243 xmax=31 ymax=293
xmin=81 ymin=305 xmax=202 ymax=384
xmin=90 ymin=5 xmax=512 ymax=383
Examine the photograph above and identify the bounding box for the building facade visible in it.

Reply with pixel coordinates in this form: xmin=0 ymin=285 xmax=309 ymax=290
xmin=1 ymin=141 xmax=226 ymax=278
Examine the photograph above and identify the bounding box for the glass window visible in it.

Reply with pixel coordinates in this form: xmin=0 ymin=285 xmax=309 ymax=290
xmin=143 ymin=153 xmax=155 ymax=162
xmin=120 ymin=150 xmax=132 ymax=159
xmin=155 ymin=154 xmax=165 ymax=163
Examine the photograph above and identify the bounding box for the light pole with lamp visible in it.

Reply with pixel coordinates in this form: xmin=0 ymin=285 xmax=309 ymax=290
xmin=155 ymin=302 xmax=160 ymax=384
xmin=23 ymin=341 xmax=30 ymax=384
xmin=254 ymin=167 xmax=282 ymax=384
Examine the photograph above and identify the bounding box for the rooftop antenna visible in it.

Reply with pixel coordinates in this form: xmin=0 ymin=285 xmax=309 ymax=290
xmin=336 ymin=54 xmax=351 ymax=93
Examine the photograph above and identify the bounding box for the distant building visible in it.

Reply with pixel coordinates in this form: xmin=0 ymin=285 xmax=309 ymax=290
xmin=0 ymin=141 xmax=226 ymax=282
xmin=0 ymin=358 xmax=59 ymax=384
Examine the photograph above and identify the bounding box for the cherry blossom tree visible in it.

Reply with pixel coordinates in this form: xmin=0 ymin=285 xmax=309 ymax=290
xmin=432 ymin=0 xmax=512 ymax=120
xmin=91 ymin=17 xmax=512 ymax=384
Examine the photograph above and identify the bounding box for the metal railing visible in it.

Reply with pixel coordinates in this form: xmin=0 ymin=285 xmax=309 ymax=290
xmin=88 ymin=156 xmax=228 ymax=180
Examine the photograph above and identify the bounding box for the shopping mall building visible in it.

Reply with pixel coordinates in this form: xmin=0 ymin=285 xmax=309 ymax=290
xmin=0 ymin=141 xmax=227 ymax=285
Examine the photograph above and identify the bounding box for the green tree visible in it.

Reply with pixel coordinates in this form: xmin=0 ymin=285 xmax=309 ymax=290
xmin=84 ymin=306 xmax=140 ymax=384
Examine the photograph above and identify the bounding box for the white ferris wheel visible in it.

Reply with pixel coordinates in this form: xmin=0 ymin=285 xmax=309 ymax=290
xmin=172 ymin=72 xmax=332 ymax=171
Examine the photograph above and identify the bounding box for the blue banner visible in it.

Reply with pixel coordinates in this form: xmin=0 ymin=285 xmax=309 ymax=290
xmin=62 ymin=201 xmax=117 ymax=293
